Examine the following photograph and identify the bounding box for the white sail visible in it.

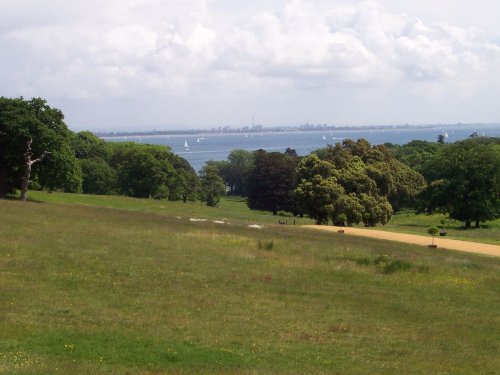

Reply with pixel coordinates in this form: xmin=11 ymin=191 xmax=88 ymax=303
xmin=184 ymin=140 xmax=189 ymax=150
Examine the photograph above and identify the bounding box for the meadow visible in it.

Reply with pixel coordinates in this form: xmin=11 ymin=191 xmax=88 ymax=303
xmin=1 ymin=193 xmax=499 ymax=374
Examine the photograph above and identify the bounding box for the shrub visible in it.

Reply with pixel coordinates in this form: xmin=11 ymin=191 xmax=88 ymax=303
xmin=257 ymin=240 xmax=274 ymax=251
xmin=374 ymin=254 xmax=412 ymax=274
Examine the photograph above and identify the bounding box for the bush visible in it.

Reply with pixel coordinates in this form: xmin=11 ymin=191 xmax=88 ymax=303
xmin=257 ymin=240 xmax=274 ymax=251
xmin=374 ymin=254 xmax=412 ymax=274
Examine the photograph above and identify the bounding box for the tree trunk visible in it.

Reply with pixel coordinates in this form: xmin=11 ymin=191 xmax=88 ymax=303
xmin=475 ymin=219 xmax=480 ymax=228
xmin=465 ymin=219 xmax=471 ymax=229
xmin=20 ymin=161 xmax=32 ymax=201
xmin=0 ymin=164 xmax=7 ymax=198
xmin=20 ymin=138 xmax=49 ymax=202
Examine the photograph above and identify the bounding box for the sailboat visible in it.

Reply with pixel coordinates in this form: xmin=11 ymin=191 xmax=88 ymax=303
xmin=322 ymin=135 xmax=326 ymax=140
xmin=184 ymin=140 xmax=189 ymax=150
xmin=444 ymin=131 xmax=449 ymax=138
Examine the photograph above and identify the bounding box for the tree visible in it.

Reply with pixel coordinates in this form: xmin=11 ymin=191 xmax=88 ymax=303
xmin=166 ymin=154 xmax=199 ymax=202
xmin=199 ymin=164 xmax=226 ymax=207
xmin=385 ymin=140 xmax=442 ymax=178
xmin=418 ymin=138 xmax=500 ymax=228
xmin=246 ymin=150 xmax=298 ymax=215
xmin=295 ymin=140 xmax=415 ymax=226
xmin=295 ymin=174 xmax=344 ymax=224
xmin=80 ymin=157 xmax=117 ymax=195
xmin=427 ymin=226 xmax=439 ymax=246
xmin=0 ymin=97 xmax=82 ymax=200
xmin=71 ymin=131 xmax=109 ymax=160
xmin=108 ymin=143 xmax=174 ymax=198
xmin=220 ymin=149 xmax=254 ymax=196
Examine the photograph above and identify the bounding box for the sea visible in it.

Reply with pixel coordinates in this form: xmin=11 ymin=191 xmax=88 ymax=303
xmin=102 ymin=124 xmax=500 ymax=172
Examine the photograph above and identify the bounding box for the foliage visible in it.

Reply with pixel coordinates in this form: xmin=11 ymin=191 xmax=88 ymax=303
xmin=219 ymin=149 xmax=255 ymax=196
xmin=384 ymin=140 xmax=442 ymax=179
xmin=296 ymin=139 xmax=423 ymax=225
xmin=257 ymin=239 xmax=274 ymax=250
xmin=166 ymin=154 xmax=199 ymax=202
xmin=427 ymin=226 xmax=439 ymax=237
xmin=0 ymin=97 xmax=82 ymax=197
xmin=80 ymin=157 xmax=117 ymax=195
xmin=428 ymin=225 xmax=439 ymax=246
xmin=246 ymin=150 xmax=298 ymax=215
xmin=199 ymin=163 xmax=226 ymax=207
xmin=107 ymin=143 xmax=174 ymax=198
xmin=417 ymin=138 xmax=500 ymax=228
xmin=373 ymin=254 xmax=413 ymax=274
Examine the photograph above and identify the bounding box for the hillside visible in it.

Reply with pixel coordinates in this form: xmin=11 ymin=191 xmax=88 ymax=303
xmin=1 ymin=196 xmax=499 ymax=374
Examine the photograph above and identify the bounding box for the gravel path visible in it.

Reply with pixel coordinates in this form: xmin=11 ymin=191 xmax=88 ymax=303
xmin=303 ymin=225 xmax=500 ymax=257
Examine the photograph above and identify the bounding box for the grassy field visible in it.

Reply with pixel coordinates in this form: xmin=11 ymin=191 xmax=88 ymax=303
xmin=374 ymin=210 xmax=500 ymax=245
xmin=24 ymin=191 xmax=314 ymax=226
xmin=1 ymin=194 xmax=499 ymax=374
xmin=26 ymin=191 xmax=500 ymax=245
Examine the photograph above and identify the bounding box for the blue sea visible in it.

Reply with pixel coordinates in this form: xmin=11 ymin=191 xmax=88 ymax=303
xmin=103 ymin=124 xmax=500 ymax=172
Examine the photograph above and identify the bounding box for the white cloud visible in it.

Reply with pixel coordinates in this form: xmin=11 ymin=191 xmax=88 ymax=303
xmin=1 ymin=0 xmax=499 ymax=127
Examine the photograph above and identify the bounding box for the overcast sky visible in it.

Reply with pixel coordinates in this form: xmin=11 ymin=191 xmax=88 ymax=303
xmin=2 ymin=0 xmax=500 ymax=131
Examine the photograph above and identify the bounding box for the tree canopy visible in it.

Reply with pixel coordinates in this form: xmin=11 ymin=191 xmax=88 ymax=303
xmin=0 ymin=97 xmax=82 ymax=199
xmin=417 ymin=137 xmax=500 ymax=228
xmin=296 ymin=139 xmax=424 ymax=225
xmin=246 ymin=150 xmax=298 ymax=215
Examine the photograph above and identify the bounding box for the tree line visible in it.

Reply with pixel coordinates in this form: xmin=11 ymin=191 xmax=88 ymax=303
xmin=201 ymin=135 xmax=499 ymax=228
xmin=1 ymin=97 xmax=499 ymax=228
xmin=0 ymin=97 xmax=206 ymax=202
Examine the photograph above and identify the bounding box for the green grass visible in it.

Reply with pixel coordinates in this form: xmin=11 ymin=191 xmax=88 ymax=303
xmin=25 ymin=191 xmax=500 ymax=245
xmin=24 ymin=190 xmax=314 ymax=226
xmin=378 ymin=210 xmax=500 ymax=245
xmin=1 ymin=196 xmax=499 ymax=374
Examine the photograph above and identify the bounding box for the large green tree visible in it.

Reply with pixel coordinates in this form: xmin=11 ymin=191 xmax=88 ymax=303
xmin=108 ymin=143 xmax=175 ymax=199
xmin=418 ymin=138 xmax=500 ymax=228
xmin=199 ymin=163 xmax=226 ymax=207
xmin=0 ymin=97 xmax=82 ymax=200
xmin=296 ymin=139 xmax=424 ymax=225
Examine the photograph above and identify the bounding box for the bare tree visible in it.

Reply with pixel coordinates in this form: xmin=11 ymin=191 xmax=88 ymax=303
xmin=20 ymin=138 xmax=50 ymax=201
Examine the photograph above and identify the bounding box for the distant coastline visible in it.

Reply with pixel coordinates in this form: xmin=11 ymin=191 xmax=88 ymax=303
xmin=95 ymin=123 xmax=499 ymax=138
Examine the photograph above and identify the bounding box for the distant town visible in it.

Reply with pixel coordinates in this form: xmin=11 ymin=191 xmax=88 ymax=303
xmin=95 ymin=122 xmax=496 ymax=137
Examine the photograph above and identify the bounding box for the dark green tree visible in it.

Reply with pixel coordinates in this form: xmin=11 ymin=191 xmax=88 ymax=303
xmin=246 ymin=150 xmax=298 ymax=215
xmin=0 ymin=97 xmax=82 ymax=200
xmin=418 ymin=138 xmax=500 ymax=228
xmin=80 ymin=157 xmax=117 ymax=195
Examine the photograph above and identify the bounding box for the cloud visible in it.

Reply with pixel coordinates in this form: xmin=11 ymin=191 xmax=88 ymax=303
xmin=1 ymin=0 xmax=499 ymax=99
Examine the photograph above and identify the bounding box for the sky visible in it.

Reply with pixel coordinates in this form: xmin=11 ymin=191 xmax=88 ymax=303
xmin=1 ymin=0 xmax=500 ymax=131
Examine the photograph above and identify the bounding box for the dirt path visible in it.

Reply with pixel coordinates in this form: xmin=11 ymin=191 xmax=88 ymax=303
xmin=303 ymin=225 xmax=500 ymax=257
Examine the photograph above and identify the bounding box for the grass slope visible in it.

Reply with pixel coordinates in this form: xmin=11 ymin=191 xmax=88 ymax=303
xmin=25 ymin=191 xmax=500 ymax=244
xmin=1 ymin=196 xmax=499 ymax=374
